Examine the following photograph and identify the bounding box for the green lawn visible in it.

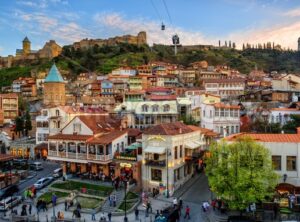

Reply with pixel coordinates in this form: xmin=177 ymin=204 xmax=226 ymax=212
xmin=51 ymin=181 xmax=113 ymax=196
xmin=75 ymin=196 xmax=103 ymax=209
xmin=126 ymin=192 xmax=139 ymax=200
xmin=38 ymin=191 xmax=69 ymax=204
xmin=118 ymin=201 xmax=136 ymax=211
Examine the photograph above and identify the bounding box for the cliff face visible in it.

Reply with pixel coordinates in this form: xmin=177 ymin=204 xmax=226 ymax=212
xmin=72 ymin=31 xmax=147 ymax=50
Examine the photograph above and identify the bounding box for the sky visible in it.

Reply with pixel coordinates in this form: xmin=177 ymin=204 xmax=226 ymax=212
xmin=1 ymin=0 xmax=300 ymax=56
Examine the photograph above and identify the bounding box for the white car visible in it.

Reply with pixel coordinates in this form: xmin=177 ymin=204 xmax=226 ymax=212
xmin=33 ymin=177 xmax=54 ymax=189
xmin=0 ymin=196 xmax=22 ymax=211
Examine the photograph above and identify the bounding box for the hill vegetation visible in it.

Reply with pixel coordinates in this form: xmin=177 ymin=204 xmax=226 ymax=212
xmin=1 ymin=43 xmax=300 ymax=89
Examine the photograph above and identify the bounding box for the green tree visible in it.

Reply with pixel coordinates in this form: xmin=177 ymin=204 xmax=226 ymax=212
xmin=15 ymin=116 xmax=24 ymax=137
xmin=24 ymin=111 xmax=32 ymax=136
xmin=205 ymin=137 xmax=278 ymax=212
xmin=282 ymin=114 xmax=300 ymax=133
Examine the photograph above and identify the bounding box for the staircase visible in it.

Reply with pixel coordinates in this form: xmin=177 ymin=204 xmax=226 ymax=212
xmin=101 ymin=188 xmax=126 ymax=213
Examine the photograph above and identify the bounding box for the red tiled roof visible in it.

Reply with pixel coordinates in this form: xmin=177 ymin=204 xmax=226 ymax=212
xmin=270 ymin=108 xmax=300 ymax=111
xmin=78 ymin=115 xmax=121 ymax=134
xmin=225 ymin=133 xmax=300 ymax=143
xmin=203 ymin=78 xmax=245 ymax=83
xmin=0 ymin=154 xmax=14 ymax=162
xmin=146 ymin=87 xmax=172 ymax=93
xmin=47 ymin=134 xmax=92 ymax=141
xmin=87 ymin=130 xmax=127 ymax=144
xmin=127 ymin=128 xmax=142 ymax=137
xmin=147 ymin=95 xmax=177 ymax=101
xmin=143 ymin=122 xmax=194 ymax=135
xmin=187 ymin=125 xmax=218 ymax=137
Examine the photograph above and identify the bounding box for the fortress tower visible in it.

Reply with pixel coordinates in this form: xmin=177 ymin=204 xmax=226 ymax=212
xmin=22 ymin=37 xmax=31 ymax=55
xmin=43 ymin=64 xmax=66 ymax=106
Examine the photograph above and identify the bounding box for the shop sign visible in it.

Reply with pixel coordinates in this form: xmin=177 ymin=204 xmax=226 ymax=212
xmin=120 ymin=163 xmax=132 ymax=168
xmin=147 ymin=135 xmax=166 ymax=142
xmin=116 ymin=156 xmax=137 ymax=161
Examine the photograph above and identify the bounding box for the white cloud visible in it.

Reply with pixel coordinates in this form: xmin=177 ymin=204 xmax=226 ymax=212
xmin=93 ymin=13 xmax=216 ymax=46
xmin=94 ymin=12 xmax=300 ymax=50
xmin=18 ymin=0 xmax=48 ymax=9
xmin=283 ymin=8 xmax=300 ymax=17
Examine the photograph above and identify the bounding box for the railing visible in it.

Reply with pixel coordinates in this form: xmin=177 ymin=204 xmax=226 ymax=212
xmin=48 ymin=151 xmax=113 ymax=162
xmin=145 ymin=159 xmax=166 ymax=167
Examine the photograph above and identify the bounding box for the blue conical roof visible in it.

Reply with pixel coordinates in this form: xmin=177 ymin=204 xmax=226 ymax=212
xmin=45 ymin=64 xmax=64 ymax=83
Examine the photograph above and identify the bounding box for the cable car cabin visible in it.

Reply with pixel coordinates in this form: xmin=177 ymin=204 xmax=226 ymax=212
xmin=172 ymin=35 xmax=180 ymax=45
xmin=161 ymin=23 xmax=165 ymax=31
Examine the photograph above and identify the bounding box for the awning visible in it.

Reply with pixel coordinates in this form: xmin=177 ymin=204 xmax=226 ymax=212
xmin=194 ymin=140 xmax=204 ymax=146
xmin=185 ymin=141 xmax=200 ymax=149
xmin=144 ymin=146 xmax=166 ymax=154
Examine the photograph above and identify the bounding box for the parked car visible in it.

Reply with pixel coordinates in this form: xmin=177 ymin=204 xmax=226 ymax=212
xmin=33 ymin=177 xmax=54 ymax=189
xmin=13 ymin=159 xmax=28 ymax=170
xmin=53 ymin=168 xmax=63 ymax=178
xmin=29 ymin=162 xmax=43 ymax=171
xmin=0 ymin=185 xmax=19 ymax=200
xmin=0 ymin=196 xmax=22 ymax=211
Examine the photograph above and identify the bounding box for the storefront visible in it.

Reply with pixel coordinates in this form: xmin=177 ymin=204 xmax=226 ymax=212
xmin=34 ymin=143 xmax=48 ymax=159
xmin=114 ymin=160 xmax=142 ymax=188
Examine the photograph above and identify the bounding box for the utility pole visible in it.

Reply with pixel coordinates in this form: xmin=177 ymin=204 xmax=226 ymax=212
xmin=166 ymin=148 xmax=169 ymax=198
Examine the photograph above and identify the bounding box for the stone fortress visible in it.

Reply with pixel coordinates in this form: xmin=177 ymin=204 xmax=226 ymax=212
xmin=0 ymin=37 xmax=62 ymax=68
xmin=72 ymin=31 xmax=147 ymax=50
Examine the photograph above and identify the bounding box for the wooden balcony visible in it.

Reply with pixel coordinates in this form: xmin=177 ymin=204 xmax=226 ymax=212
xmin=145 ymin=159 xmax=166 ymax=167
xmin=48 ymin=150 xmax=113 ymax=162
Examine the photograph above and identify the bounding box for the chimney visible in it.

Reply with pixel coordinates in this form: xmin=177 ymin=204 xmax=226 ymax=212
xmin=297 ymin=127 xmax=300 ymax=135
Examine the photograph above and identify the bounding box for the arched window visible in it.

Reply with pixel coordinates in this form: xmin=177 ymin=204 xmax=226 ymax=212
xmin=142 ymin=104 xmax=148 ymax=112
xmin=56 ymin=109 xmax=60 ymax=116
xmin=152 ymin=105 xmax=159 ymax=112
xmin=163 ymin=104 xmax=170 ymax=112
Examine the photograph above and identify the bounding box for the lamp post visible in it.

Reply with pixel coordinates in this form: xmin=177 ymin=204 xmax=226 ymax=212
xmin=166 ymin=148 xmax=169 ymax=198
xmin=124 ymin=178 xmax=128 ymax=222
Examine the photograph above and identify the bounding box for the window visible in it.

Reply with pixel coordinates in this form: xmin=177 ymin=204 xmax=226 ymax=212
xmin=57 ymin=121 xmax=60 ymax=129
xmin=231 ymin=126 xmax=234 ymax=134
xmin=230 ymin=109 xmax=234 ymax=117
xmin=215 ymin=108 xmax=219 ymax=117
xmin=174 ymin=146 xmax=178 ymax=159
xmin=225 ymin=109 xmax=229 ymax=117
xmin=203 ymin=110 xmax=205 ymax=117
xmin=152 ymin=105 xmax=159 ymax=112
xmin=220 ymin=109 xmax=225 ymax=117
xmin=55 ymin=109 xmax=60 ymax=116
xmin=210 ymin=110 xmax=212 ymax=118
xmin=151 ymin=169 xmax=162 ymax=181
xmin=163 ymin=104 xmax=170 ymax=112
xmin=142 ymin=104 xmax=148 ymax=112
xmin=287 ymin=156 xmax=297 ymax=171
xmin=73 ymin=123 xmax=81 ymax=133
xmin=179 ymin=145 xmax=183 ymax=158
xmin=235 ymin=125 xmax=239 ymax=133
xmin=272 ymin=156 xmax=281 ymax=170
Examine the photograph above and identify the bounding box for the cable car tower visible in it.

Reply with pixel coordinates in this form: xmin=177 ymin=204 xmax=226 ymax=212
xmin=172 ymin=34 xmax=179 ymax=55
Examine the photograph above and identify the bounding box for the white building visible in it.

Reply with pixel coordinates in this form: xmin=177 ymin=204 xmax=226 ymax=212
xmin=111 ymin=67 xmax=137 ymax=76
xmin=200 ymin=103 xmax=240 ymax=137
xmin=269 ymin=108 xmax=300 ymax=126
xmin=35 ymin=106 xmax=108 ymax=144
xmin=142 ymin=122 xmax=208 ymax=195
xmin=226 ymin=130 xmax=300 ymax=186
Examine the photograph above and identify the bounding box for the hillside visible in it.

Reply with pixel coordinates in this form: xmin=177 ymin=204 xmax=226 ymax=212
xmin=1 ymin=43 xmax=300 ymax=89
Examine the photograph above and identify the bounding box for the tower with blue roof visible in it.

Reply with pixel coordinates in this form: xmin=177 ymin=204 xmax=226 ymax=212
xmin=43 ymin=64 xmax=66 ymax=106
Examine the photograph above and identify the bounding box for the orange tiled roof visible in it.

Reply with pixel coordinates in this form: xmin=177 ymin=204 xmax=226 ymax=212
xmin=270 ymin=108 xmax=300 ymax=111
xmin=147 ymin=95 xmax=177 ymax=101
xmin=47 ymin=134 xmax=92 ymax=141
xmin=127 ymin=128 xmax=142 ymax=137
xmin=213 ymin=103 xmax=240 ymax=109
xmin=144 ymin=122 xmax=194 ymax=135
xmin=187 ymin=125 xmax=218 ymax=137
xmin=225 ymin=133 xmax=300 ymax=143
xmin=87 ymin=130 xmax=127 ymax=144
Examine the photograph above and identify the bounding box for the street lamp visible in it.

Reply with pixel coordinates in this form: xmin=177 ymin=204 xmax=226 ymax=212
xmin=124 ymin=178 xmax=128 ymax=222
xmin=166 ymin=148 xmax=170 ymax=198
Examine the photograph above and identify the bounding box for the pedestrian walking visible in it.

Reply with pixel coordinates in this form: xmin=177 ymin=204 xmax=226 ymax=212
xmin=155 ymin=210 xmax=159 ymax=219
xmin=135 ymin=207 xmax=139 ymax=220
xmin=64 ymin=199 xmax=68 ymax=211
xmin=184 ymin=205 xmax=190 ymax=220
xmin=109 ymin=195 xmax=113 ymax=206
xmin=28 ymin=204 xmax=32 ymax=215
xmin=173 ymin=197 xmax=178 ymax=208
xmin=91 ymin=209 xmax=96 ymax=221
xmin=52 ymin=193 xmax=57 ymax=206
xmin=108 ymin=212 xmax=112 ymax=222
xmin=113 ymin=194 xmax=117 ymax=207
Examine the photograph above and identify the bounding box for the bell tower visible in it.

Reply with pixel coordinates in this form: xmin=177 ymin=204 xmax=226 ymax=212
xmin=22 ymin=37 xmax=31 ymax=55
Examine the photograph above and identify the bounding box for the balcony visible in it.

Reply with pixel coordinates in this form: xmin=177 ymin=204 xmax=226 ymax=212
xmin=145 ymin=159 xmax=166 ymax=167
xmin=48 ymin=150 xmax=113 ymax=162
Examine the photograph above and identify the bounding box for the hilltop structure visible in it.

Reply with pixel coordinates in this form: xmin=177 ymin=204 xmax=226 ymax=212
xmin=72 ymin=31 xmax=147 ymax=50
xmin=0 ymin=37 xmax=62 ymax=68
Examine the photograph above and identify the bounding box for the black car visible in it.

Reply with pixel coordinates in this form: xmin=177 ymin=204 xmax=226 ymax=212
xmin=0 ymin=185 xmax=19 ymax=200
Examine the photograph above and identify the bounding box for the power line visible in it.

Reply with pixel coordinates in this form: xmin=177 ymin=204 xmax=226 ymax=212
xmin=150 ymin=0 xmax=162 ymax=21
xmin=162 ymin=0 xmax=173 ymax=25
